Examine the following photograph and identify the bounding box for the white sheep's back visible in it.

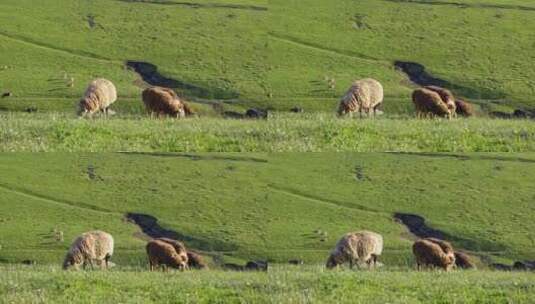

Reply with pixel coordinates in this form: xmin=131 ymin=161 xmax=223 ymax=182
xmin=352 ymin=78 xmax=383 ymax=108
xmin=85 ymin=78 xmax=117 ymax=109
xmin=355 ymin=230 xmax=383 ymax=257
xmin=87 ymin=230 xmax=114 ymax=260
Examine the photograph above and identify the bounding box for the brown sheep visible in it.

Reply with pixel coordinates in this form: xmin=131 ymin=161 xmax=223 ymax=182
xmin=154 ymin=238 xmax=189 ymax=269
xmin=413 ymin=239 xmax=455 ymax=271
xmin=425 ymin=238 xmax=455 ymax=256
xmin=338 ymin=78 xmax=384 ymax=117
xmin=187 ymin=251 xmax=209 ymax=269
xmin=146 ymin=240 xmax=188 ymax=271
xmin=412 ymin=88 xmax=451 ymax=119
xmin=454 ymin=251 xmax=476 ymax=269
xmin=455 ymin=99 xmax=475 ymax=117
xmin=326 ymin=231 xmax=383 ymax=269
xmin=142 ymin=87 xmax=189 ymax=118
xmin=424 ymin=86 xmax=457 ymax=117
xmin=77 ymin=79 xmax=117 ymax=117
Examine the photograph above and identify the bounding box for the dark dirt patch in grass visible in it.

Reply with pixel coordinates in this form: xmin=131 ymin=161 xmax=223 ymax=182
xmin=393 ymin=212 xmax=507 ymax=253
xmin=394 ymin=61 xmax=506 ymax=99
xmin=126 ymin=61 xmax=240 ymax=99
xmin=125 ymin=212 xmax=238 ymax=251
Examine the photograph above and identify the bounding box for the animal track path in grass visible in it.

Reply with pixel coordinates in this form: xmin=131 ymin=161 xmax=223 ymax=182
xmin=383 ymin=0 xmax=535 ymax=12
xmin=388 ymin=152 xmax=535 ymax=164
xmin=269 ymin=33 xmax=389 ymax=65
xmin=117 ymin=0 xmax=267 ymax=11
xmin=118 ymin=152 xmax=269 ymax=163
xmin=0 ymin=182 xmax=115 ymax=214
xmin=267 ymin=184 xmax=387 ymax=215
xmin=0 ymin=31 xmax=119 ymax=64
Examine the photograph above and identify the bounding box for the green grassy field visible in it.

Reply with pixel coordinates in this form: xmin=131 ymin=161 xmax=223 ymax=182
xmin=1 ymin=266 xmax=534 ymax=303
xmin=1 ymin=0 xmax=534 ymax=114
xmin=269 ymin=0 xmax=535 ymax=111
xmin=1 ymin=153 xmax=534 ymax=266
xmin=1 ymin=0 xmax=535 ymax=153
xmin=1 ymin=113 xmax=534 ymax=152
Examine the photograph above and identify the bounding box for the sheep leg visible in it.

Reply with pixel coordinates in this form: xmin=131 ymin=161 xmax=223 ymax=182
xmin=349 ymin=259 xmax=354 ymax=270
xmin=104 ymin=255 xmax=111 ymax=270
xmin=88 ymin=259 xmax=95 ymax=270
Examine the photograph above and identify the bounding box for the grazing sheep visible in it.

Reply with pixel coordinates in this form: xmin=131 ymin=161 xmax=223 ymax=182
xmin=455 ymin=99 xmax=475 ymax=117
xmin=146 ymin=240 xmax=188 ymax=271
xmin=142 ymin=87 xmax=188 ymax=118
xmin=424 ymin=86 xmax=457 ymax=117
xmin=412 ymin=239 xmax=455 ymax=271
xmin=454 ymin=251 xmax=476 ymax=269
xmin=187 ymin=251 xmax=209 ymax=269
xmin=63 ymin=230 xmax=114 ymax=270
xmin=338 ymin=78 xmax=384 ymax=117
xmin=183 ymin=102 xmax=195 ymax=117
xmin=326 ymin=231 xmax=383 ymax=269
xmin=77 ymin=78 xmax=117 ymax=117
xmin=412 ymin=88 xmax=451 ymax=119
xmin=425 ymin=238 xmax=455 ymax=256
xmin=155 ymin=237 xmax=189 ymax=269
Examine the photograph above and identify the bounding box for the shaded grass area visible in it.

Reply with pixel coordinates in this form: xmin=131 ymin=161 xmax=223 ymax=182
xmin=0 ymin=266 xmax=534 ymax=303
xmin=1 ymin=113 xmax=534 ymax=152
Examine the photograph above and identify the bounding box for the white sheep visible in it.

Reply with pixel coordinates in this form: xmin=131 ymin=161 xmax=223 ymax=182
xmin=63 ymin=230 xmax=114 ymax=270
xmin=326 ymin=231 xmax=383 ymax=269
xmin=77 ymin=78 xmax=117 ymax=117
xmin=337 ymin=78 xmax=384 ymax=117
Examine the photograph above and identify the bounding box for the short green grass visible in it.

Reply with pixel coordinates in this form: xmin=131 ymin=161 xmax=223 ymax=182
xmin=1 ymin=153 xmax=534 ymax=266
xmin=1 ymin=266 xmax=534 ymax=304
xmin=1 ymin=113 xmax=534 ymax=152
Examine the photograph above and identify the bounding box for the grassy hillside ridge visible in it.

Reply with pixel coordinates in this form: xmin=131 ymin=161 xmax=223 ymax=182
xmin=269 ymin=0 xmax=535 ymax=110
xmin=0 ymin=153 xmax=534 ymax=266
xmin=1 ymin=266 xmax=535 ymax=303
xmin=0 ymin=0 xmax=267 ymax=102
xmin=1 ymin=0 xmax=534 ymax=113
xmin=1 ymin=113 xmax=534 ymax=152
